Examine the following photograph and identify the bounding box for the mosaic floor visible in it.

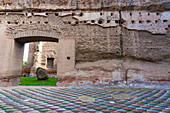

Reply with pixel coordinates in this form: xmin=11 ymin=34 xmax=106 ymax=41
xmin=0 ymin=87 xmax=169 ymax=113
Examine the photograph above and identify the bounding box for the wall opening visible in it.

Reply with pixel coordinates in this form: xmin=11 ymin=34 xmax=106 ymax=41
xmin=21 ymin=41 xmax=59 ymax=76
xmin=47 ymin=58 xmax=54 ymax=68
xmin=8 ymin=35 xmax=75 ymax=82
xmin=15 ymin=36 xmax=59 ymax=77
xmin=23 ymin=43 xmax=30 ymax=66
xmin=67 ymin=57 xmax=71 ymax=60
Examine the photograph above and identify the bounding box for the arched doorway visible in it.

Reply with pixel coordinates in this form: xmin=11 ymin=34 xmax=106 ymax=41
xmin=0 ymin=31 xmax=75 ymax=86
xmin=16 ymin=36 xmax=59 ymax=76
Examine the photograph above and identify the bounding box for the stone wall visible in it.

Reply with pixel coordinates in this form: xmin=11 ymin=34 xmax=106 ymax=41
xmin=122 ymin=28 xmax=170 ymax=62
xmin=27 ymin=43 xmax=34 ymax=69
xmin=0 ymin=0 xmax=169 ymax=86
xmin=0 ymin=0 xmax=169 ymax=11
xmin=1 ymin=11 xmax=169 ymax=63
xmin=28 ymin=42 xmax=58 ymax=75
xmin=41 ymin=42 xmax=58 ymax=69
xmin=57 ymin=57 xmax=170 ymax=87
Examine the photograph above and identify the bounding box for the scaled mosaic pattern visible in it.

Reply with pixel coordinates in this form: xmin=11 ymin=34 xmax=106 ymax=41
xmin=0 ymin=87 xmax=169 ymax=113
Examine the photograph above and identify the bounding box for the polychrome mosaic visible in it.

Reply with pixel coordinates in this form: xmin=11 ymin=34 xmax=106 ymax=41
xmin=0 ymin=87 xmax=169 ymax=113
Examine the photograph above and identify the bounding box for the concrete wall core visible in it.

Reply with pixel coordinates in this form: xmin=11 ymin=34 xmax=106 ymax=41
xmin=0 ymin=0 xmax=169 ymax=87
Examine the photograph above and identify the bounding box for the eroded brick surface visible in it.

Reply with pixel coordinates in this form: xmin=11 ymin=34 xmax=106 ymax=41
xmin=0 ymin=0 xmax=169 ymax=87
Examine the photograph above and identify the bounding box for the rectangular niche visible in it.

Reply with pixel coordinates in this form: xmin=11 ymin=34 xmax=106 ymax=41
xmin=47 ymin=58 xmax=54 ymax=68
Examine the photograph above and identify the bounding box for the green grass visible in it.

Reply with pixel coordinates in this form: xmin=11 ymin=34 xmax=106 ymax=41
xmin=20 ymin=77 xmax=57 ymax=86
xmin=22 ymin=61 xmax=27 ymax=66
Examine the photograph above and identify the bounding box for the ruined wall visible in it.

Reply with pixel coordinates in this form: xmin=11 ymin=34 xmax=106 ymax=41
xmin=27 ymin=42 xmax=58 ymax=75
xmin=0 ymin=9 xmax=169 ymax=63
xmin=0 ymin=0 xmax=169 ymax=86
xmin=41 ymin=42 xmax=58 ymax=69
xmin=75 ymin=26 xmax=121 ymax=62
xmin=0 ymin=0 xmax=169 ymax=11
xmin=123 ymin=28 xmax=170 ymax=62
xmin=27 ymin=43 xmax=34 ymax=69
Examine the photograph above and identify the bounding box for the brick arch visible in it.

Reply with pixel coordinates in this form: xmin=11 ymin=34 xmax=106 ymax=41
xmin=13 ymin=29 xmax=76 ymax=75
xmin=13 ymin=30 xmax=61 ymax=43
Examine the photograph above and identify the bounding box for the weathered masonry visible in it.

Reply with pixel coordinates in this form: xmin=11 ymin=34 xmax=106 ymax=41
xmin=23 ymin=42 xmax=59 ymax=76
xmin=0 ymin=0 xmax=170 ymax=86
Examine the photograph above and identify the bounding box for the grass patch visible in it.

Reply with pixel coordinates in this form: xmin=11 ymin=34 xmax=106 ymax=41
xmin=20 ymin=77 xmax=57 ymax=86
